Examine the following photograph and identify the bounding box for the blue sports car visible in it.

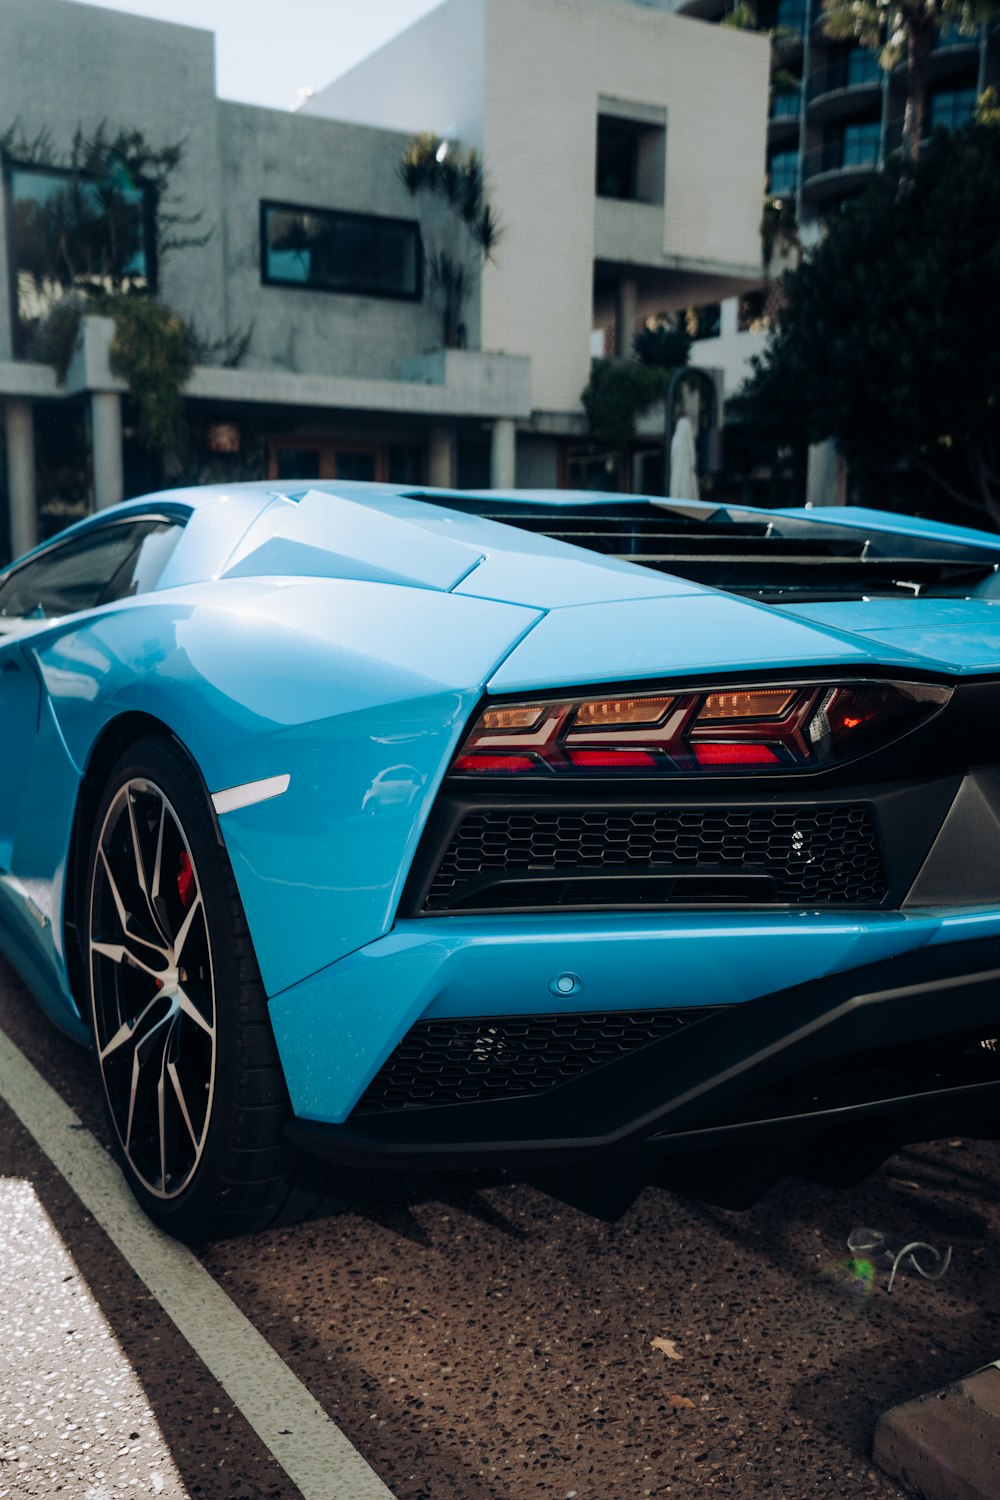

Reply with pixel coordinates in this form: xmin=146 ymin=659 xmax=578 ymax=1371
xmin=2 ymin=480 xmax=999 ymax=1239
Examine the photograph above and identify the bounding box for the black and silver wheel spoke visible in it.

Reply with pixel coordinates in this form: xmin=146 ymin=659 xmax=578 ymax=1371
xmin=90 ymin=779 xmax=216 ymax=1200
xmin=96 ymin=845 xmax=170 ymax=967
xmin=126 ymin=790 xmax=172 ymax=948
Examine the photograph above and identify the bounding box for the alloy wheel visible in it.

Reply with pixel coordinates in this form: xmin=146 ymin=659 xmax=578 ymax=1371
xmin=89 ymin=778 xmax=217 ymax=1199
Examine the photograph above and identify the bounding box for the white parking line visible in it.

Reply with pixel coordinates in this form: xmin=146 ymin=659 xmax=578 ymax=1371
xmin=0 ymin=1027 xmax=396 ymax=1500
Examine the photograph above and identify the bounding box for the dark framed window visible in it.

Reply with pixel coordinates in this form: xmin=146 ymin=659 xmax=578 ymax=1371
xmin=768 ymin=150 xmax=799 ymax=194
xmin=595 ymin=116 xmax=666 ymax=203
xmin=261 ymin=202 xmax=423 ymax=300
xmin=5 ymin=165 xmax=155 ymax=356
xmin=0 ymin=518 xmax=183 ymax=620
xmin=930 ymin=87 xmax=977 ymax=132
xmin=771 ymin=89 xmax=801 ymax=120
xmin=762 ymin=0 xmax=807 ymax=34
xmin=841 ymin=121 xmax=881 ymax=167
xmin=846 ymin=48 xmax=881 ymax=86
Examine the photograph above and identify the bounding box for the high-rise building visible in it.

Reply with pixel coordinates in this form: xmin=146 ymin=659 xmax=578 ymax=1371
xmin=664 ymin=0 xmax=997 ymax=480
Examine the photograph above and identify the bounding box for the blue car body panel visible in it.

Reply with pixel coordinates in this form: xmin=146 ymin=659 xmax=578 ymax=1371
xmin=30 ymin=577 xmax=539 ymax=998
xmin=786 ymin=599 xmax=1000 ymax=673
xmin=269 ymin=906 xmax=1000 ymax=1122
xmin=2 ymin=480 xmax=1000 ymax=1137
xmin=486 ymin=591 xmax=915 ymax=694
xmin=774 ymin=504 xmax=1000 ymax=551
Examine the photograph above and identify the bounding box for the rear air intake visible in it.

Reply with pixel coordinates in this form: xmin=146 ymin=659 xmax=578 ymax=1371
xmin=419 ymin=802 xmax=887 ymax=914
xmin=352 ymin=1007 xmax=723 ymax=1113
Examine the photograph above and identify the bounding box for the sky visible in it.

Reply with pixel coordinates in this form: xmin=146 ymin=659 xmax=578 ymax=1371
xmin=69 ymin=0 xmax=443 ymax=111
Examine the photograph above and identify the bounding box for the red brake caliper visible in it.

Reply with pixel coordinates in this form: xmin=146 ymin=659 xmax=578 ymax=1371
xmin=177 ymin=851 xmax=195 ymax=910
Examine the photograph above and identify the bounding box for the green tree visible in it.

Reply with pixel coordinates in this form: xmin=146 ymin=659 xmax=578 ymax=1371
xmin=732 ymin=124 xmax=1000 ymax=523
xmin=581 ymin=360 xmax=672 ymax=452
xmin=633 ymin=313 xmax=692 ymax=370
xmin=821 ymin=0 xmax=1000 ymax=165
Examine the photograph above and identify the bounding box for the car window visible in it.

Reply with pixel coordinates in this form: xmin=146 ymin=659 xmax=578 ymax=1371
xmin=0 ymin=520 xmax=183 ymax=620
xmin=100 ymin=523 xmax=184 ymax=605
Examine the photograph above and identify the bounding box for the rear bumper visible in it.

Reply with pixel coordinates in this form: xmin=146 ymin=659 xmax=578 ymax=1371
xmin=285 ymin=933 xmax=1000 ymax=1171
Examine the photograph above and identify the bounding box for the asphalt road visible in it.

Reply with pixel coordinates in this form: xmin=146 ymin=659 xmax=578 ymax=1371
xmin=2 ymin=954 xmax=999 ymax=1500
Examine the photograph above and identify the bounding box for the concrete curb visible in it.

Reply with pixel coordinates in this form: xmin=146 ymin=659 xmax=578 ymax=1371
xmin=873 ymin=1362 xmax=1000 ymax=1500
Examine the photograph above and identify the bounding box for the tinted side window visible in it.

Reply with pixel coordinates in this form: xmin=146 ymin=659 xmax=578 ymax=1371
xmin=100 ymin=524 xmax=184 ymax=604
xmin=0 ymin=521 xmax=182 ymax=620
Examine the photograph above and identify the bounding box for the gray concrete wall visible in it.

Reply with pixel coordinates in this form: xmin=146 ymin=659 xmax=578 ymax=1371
xmin=217 ymin=104 xmax=454 ymax=380
xmin=0 ymin=0 xmax=227 ymax=351
xmin=515 ymin=436 xmax=561 ymax=489
xmin=0 ymin=0 xmax=465 ymax=383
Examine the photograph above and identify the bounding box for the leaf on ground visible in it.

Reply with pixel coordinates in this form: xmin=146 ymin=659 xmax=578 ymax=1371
xmin=667 ymin=1393 xmax=696 ymax=1409
xmin=651 ymin=1336 xmax=683 ymax=1361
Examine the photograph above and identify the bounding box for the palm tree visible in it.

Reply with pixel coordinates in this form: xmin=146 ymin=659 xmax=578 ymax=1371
xmin=821 ymin=0 xmax=999 ymax=165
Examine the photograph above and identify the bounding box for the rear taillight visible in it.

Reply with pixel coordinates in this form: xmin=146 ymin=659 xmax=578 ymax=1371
xmin=450 ymin=680 xmax=951 ymax=775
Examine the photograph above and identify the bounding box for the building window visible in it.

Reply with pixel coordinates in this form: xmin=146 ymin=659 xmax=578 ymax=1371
xmin=930 ymin=87 xmax=978 ymax=132
xmin=261 ymin=202 xmax=423 ymax=300
xmin=768 ymin=150 xmax=799 ymax=194
xmin=841 ymin=121 xmax=881 ymax=167
xmin=935 ymin=22 xmax=974 ymax=48
xmin=595 ymin=116 xmax=666 ymax=203
xmin=771 ymin=88 xmax=801 ymax=120
xmin=762 ymin=0 xmax=807 ymax=35
xmin=846 ymin=48 xmax=881 ymax=87
xmin=5 ymin=165 xmax=154 ymax=355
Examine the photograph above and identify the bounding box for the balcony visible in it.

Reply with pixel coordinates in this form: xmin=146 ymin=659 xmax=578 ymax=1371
xmin=807 ymin=53 xmax=883 ymax=118
xmin=934 ymin=21 xmax=982 ymax=52
xmin=768 ymin=88 xmax=802 ymax=143
xmin=801 ymin=136 xmax=881 ymax=195
xmin=593 ymin=196 xmax=666 ymax=267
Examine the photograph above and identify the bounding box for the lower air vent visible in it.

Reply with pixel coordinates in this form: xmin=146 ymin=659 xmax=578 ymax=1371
xmin=422 ymin=803 xmax=886 ymax=913
xmin=353 ymin=1008 xmax=720 ymax=1114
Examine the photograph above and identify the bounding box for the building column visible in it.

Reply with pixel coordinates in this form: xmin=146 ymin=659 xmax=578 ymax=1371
xmin=806 ymin=439 xmax=847 ymax=507
xmin=615 ymin=276 xmax=638 ymax=360
xmin=428 ymin=426 xmax=456 ymax=490
xmin=5 ymin=399 xmax=37 ymax=559
xmin=490 ymin=419 xmax=516 ymax=491
xmin=91 ymin=391 xmax=124 ymax=510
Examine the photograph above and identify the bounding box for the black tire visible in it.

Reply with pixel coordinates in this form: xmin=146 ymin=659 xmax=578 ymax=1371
xmin=84 ymin=733 xmax=393 ymax=1242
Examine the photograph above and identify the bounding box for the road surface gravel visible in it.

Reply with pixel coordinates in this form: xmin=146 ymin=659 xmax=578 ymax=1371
xmin=2 ymin=955 xmax=998 ymax=1500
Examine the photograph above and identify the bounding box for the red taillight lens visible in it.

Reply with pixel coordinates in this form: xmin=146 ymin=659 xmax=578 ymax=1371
xmin=451 ymin=680 xmax=951 ymax=775
xmin=692 ymin=743 xmax=780 ymax=767
xmin=567 ymin=749 xmax=659 ymax=769
xmin=451 ymin=753 xmax=540 ymax=773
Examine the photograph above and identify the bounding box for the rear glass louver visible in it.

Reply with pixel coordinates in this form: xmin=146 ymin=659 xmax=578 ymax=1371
xmin=404 ymin=496 xmax=1000 ymax=604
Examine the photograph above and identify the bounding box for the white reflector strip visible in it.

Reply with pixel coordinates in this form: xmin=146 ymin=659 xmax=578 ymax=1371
xmin=211 ymin=773 xmax=290 ymax=816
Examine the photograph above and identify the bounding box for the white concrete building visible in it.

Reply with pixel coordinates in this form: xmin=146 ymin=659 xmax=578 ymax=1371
xmin=0 ymin=0 xmax=768 ymax=556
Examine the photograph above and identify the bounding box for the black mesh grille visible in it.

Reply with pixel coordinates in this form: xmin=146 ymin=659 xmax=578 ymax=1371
xmin=353 ymin=1008 xmax=719 ymax=1113
xmin=423 ymin=803 xmax=886 ymax=912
